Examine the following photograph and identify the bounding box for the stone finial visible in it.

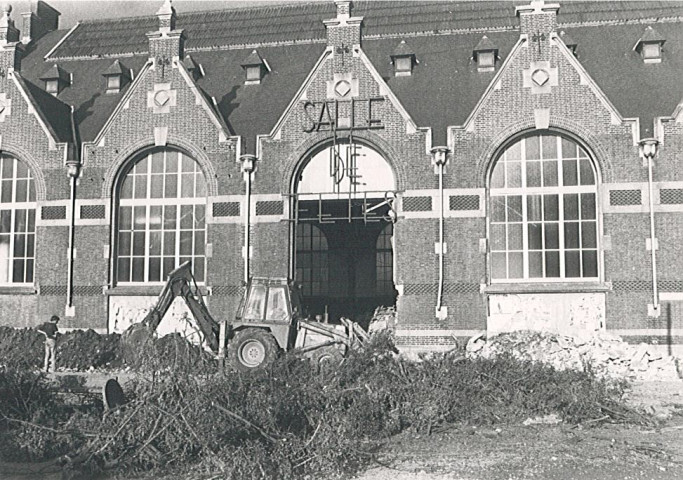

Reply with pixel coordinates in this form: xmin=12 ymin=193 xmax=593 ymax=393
xmin=156 ymin=0 xmax=176 ymax=32
xmin=0 ymin=4 xmax=20 ymax=45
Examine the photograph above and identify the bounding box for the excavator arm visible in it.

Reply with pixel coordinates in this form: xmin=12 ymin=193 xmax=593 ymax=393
xmin=121 ymin=262 xmax=220 ymax=364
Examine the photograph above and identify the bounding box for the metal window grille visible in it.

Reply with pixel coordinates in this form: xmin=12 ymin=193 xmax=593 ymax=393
xmin=449 ymin=195 xmax=480 ymax=211
xmin=212 ymin=201 xmax=240 ymax=217
xmin=212 ymin=285 xmax=243 ymax=296
xmin=41 ymin=205 xmax=66 ymax=220
xmin=73 ymin=285 xmax=103 ymax=296
xmin=80 ymin=204 xmax=106 ymax=220
xmin=660 ymin=189 xmax=683 ymax=205
xmin=40 ymin=285 xmax=68 ymax=295
xmin=609 ymin=189 xmax=641 ymax=206
xmin=403 ymin=196 xmax=432 ymax=212
xmin=255 ymin=201 xmax=283 ymax=216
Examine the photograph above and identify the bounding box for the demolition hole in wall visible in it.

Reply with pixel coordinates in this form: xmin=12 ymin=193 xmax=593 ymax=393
xmin=292 ymin=141 xmax=397 ymax=326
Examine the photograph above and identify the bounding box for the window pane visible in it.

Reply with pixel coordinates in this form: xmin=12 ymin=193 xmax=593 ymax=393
xmin=0 ymin=210 xmax=10 ymax=233
xmin=150 ymin=174 xmax=164 ymax=198
xmin=117 ymin=258 xmax=130 ymax=282
xmin=1 ymin=180 xmax=12 ymax=203
xmin=507 ymin=162 xmax=521 ymax=188
xmin=565 ymin=251 xmax=580 ymax=277
xmin=149 ymin=231 xmax=162 ymax=255
xmin=527 ymin=195 xmax=542 ymax=221
xmin=15 ymin=180 xmax=27 ymax=203
xmin=12 ymin=260 xmax=24 ymax=282
xmin=529 ymin=251 xmax=543 ymax=277
xmin=491 ymin=164 xmax=505 ymax=188
xmin=491 ymin=196 xmax=506 ymax=222
xmin=133 ymin=232 xmax=145 ymax=255
xmin=134 ymin=174 xmax=147 ymax=198
xmin=507 ymin=196 xmax=522 ymax=222
xmin=525 ymin=136 xmax=540 ymax=160
xmin=506 ymin=140 xmax=521 ymax=161
xmin=561 ymin=137 xmax=577 ymax=158
xmin=545 ymin=223 xmax=559 ymax=249
xmin=492 ymin=252 xmax=507 ymax=279
xmin=164 ymin=173 xmax=178 ymax=198
xmin=180 ymin=205 xmax=193 ymax=229
xmin=121 ymin=177 xmax=133 ymax=199
xmin=581 ymin=222 xmax=597 ymax=248
xmin=581 ymin=193 xmax=596 ymax=220
xmin=545 ymin=251 xmax=560 ymax=277
xmin=179 ymin=231 xmax=193 ymax=255
xmin=194 ymin=231 xmax=205 ymax=255
xmin=563 ymin=194 xmax=579 ymax=220
xmin=164 ymin=205 xmax=177 ymax=229
xmin=526 ymin=161 xmax=541 ymax=187
xmin=163 ymin=232 xmax=175 ymax=255
xmin=133 ymin=206 xmax=146 ymax=228
xmin=528 ymin=223 xmax=542 ymax=250
xmin=542 ymin=136 xmax=557 ymax=159
xmin=509 ymin=252 xmax=523 ymax=278
xmin=149 ymin=258 xmax=161 ymax=282
xmin=150 ymin=152 xmax=164 ymax=173
xmin=563 ymin=160 xmax=578 ymax=186
xmin=132 ymin=258 xmax=145 ymax=282
xmin=119 ymin=232 xmax=131 ymax=255
xmin=542 ymin=160 xmax=558 ymax=186
xmin=564 ymin=222 xmax=579 ymax=249
xmin=579 ymin=159 xmax=595 ymax=185
xmin=508 ymin=223 xmax=523 ymax=250
xmin=543 ymin=195 xmax=559 ymax=221
xmin=582 ymin=251 xmax=598 ymax=277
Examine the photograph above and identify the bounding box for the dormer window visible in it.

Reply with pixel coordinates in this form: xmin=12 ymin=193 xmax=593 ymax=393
xmin=241 ymin=49 xmax=268 ymax=85
xmin=39 ymin=64 xmax=70 ymax=95
xmin=473 ymin=35 xmax=498 ymax=72
xmin=102 ymin=60 xmax=129 ymax=94
xmin=390 ymin=40 xmax=417 ymax=77
xmin=559 ymin=31 xmax=578 ymax=56
xmin=634 ymin=26 xmax=665 ymax=64
xmin=45 ymin=79 xmax=59 ymax=94
xmin=183 ymin=54 xmax=204 ymax=81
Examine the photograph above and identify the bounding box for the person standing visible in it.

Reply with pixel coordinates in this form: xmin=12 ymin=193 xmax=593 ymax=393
xmin=37 ymin=315 xmax=60 ymax=373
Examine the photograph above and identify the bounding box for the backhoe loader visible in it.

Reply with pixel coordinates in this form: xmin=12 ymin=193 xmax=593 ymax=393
xmin=121 ymin=261 xmax=367 ymax=371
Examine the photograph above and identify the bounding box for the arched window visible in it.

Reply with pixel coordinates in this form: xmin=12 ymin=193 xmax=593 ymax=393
xmin=296 ymin=223 xmax=328 ymax=296
xmin=116 ymin=148 xmax=206 ymax=283
xmin=376 ymin=223 xmax=393 ymax=294
xmin=0 ymin=155 xmax=35 ymax=284
xmin=489 ymin=134 xmax=599 ymax=281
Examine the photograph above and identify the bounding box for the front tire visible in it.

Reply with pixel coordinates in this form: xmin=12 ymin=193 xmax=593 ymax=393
xmin=227 ymin=328 xmax=279 ymax=372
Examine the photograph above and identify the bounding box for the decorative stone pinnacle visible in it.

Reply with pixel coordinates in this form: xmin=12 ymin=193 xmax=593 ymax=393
xmin=157 ymin=0 xmax=173 ymax=16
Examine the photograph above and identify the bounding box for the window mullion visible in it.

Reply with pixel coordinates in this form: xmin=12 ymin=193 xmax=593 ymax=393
xmin=520 ymin=140 xmax=529 ymax=280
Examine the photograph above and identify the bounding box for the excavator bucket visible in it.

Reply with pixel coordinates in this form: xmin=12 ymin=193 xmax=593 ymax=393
xmin=121 ymin=311 xmax=159 ymax=366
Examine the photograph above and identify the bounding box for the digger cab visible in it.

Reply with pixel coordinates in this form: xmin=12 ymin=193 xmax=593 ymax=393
xmin=232 ymin=277 xmax=302 ymax=351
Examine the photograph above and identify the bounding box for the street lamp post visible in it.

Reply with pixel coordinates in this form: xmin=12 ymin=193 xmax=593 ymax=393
xmin=640 ymin=138 xmax=660 ymax=318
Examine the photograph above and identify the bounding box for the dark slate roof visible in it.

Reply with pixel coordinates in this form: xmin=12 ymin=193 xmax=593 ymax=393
xmin=16 ymin=1 xmax=683 ymax=148
xmin=564 ymin=21 xmax=683 ymax=138
xmin=365 ymin=31 xmax=520 ymax=145
xmin=46 ymin=1 xmax=683 ymax=59
xmin=14 ymin=74 xmax=74 ymax=144
xmin=193 ymin=43 xmax=327 ymax=154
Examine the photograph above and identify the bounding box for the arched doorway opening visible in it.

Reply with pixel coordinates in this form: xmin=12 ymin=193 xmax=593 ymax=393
xmin=292 ymin=140 xmax=397 ymax=326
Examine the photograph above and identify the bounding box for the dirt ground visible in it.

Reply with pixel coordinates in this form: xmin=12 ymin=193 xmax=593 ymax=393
xmin=355 ymin=380 xmax=683 ymax=480
xmin=1 ymin=380 xmax=682 ymax=480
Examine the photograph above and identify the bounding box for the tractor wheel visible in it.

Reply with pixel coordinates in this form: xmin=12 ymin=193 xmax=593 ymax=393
xmin=228 ymin=328 xmax=279 ymax=372
xmin=310 ymin=345 xmax=344 ymax=371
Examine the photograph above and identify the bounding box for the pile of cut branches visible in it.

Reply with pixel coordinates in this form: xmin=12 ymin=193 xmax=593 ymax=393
xmin=1 ymin=333 xmax=647 ymax=479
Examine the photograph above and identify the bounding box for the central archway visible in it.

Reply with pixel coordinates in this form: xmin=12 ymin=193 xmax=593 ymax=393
xmin=291 ymin=140 xmax=397 ymax=326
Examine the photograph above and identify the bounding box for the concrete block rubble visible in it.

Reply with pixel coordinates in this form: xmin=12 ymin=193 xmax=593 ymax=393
xmin=466 ymin=330 xmax=682 ymax=381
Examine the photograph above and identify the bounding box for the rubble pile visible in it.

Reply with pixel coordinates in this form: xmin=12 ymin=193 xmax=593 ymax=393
xmin=466 ymin=330 xmax=682 ymax=381
xmin=0 ymin=326 xmax=43 ymax=368
xmin=56 ymin=329 xmax=124 ymax=370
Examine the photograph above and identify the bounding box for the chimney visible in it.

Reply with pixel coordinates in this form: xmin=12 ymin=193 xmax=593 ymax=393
xmin=147 ymin=0 xmax=185 ymax=79
xmin=323 ymin=1 xmax=363 ymax=70
xmin=21 ymin=1 xmax=61 ymax=44
xmin=516 ymin=0 xmax=559 ymax=58
xmin=0 ymin=5 xmax=22 ymax=73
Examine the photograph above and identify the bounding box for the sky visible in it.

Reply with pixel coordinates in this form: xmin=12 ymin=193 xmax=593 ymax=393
xmin=6 ymin=0 xmax=305 ymax=29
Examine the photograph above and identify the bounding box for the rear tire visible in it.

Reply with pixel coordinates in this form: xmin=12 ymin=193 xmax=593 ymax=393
xmin=227 ymin=328 xmax=279 ymax=372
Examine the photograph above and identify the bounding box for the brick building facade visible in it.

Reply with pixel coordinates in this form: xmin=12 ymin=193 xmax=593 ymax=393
xmin=0 ymin=0 xmax=682 ymax=355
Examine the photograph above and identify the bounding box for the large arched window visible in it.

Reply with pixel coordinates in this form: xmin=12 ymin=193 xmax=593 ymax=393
xmin=296 ymin=223 xmax=328 ymax=296
xmin=376 ymin=223 xmax=393 ymax=295
xmin=0 ymin=155 xmax=35 ymax=284
xmin=489 ymin=134 xmax=599 ymax=281
xmin=116 ymin=148 xmax=206 ymax=283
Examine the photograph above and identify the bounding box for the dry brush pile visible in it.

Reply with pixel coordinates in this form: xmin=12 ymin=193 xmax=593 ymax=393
xmin=0 ymin=332 xmax=650 ymax=480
